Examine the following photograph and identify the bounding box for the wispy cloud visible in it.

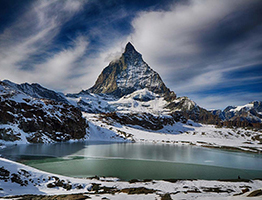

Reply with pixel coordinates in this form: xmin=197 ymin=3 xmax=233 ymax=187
xmin=0 ymin=0 xmax=88 ymax=90
xmin=31 ymin=35 xmax=89 ymax=91
xmin=86 ymin=0 xmax=262 ymax=109
xmin=70 ymin=0 xmax=262 ymax=109
xmin=0 ymin=0 xmax=261 ymax=109
xmin=128 ymin=0 xmax=262 ymax=91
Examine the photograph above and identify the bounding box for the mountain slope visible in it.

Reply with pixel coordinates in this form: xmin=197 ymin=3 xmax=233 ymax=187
xmin=87 ymin=42 xmax=174 ymax=98
xmin=0 ymin=80 xmax=88 ymax=143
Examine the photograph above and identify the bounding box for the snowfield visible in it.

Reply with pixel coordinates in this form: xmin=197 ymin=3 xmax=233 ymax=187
xmin=83 ymin=113 xmax=262 ymax=154
xmin=0 ymin=157 xmax=262 ymax=199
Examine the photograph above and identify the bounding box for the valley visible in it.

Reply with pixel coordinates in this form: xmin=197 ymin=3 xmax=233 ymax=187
xmin=0 ymin=42 xmax=262 ymax=199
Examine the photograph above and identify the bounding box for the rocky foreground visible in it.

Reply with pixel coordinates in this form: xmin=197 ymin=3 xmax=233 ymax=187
xmin=0 ymin=158 xmax=262 ymax=200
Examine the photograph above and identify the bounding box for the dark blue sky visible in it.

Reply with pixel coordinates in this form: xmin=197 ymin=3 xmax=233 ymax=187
xmin=0 ymin=0 xmax=261 ymax=109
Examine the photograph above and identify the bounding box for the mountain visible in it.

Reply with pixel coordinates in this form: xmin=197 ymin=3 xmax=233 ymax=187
xmin=86 ymin=42 xmax=175 ymax=99
xmin=0 ymin=80 xmax=87 ymax=143
xmin=2 ymin=80 xmax=68 ymax=104
xmin=68 ymin=42 xmax=220 ymax=126
xmin=212 ymin=101 xmax=262 ymax=128
xmin=67 ymin=42 xmax=261 ymax=129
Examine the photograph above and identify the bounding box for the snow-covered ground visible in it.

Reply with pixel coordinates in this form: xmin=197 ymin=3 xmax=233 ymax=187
xmin=1 ymin=112 xmax=261 ymax=154
xmin=1 ymin=83 xmax=262 ymax=198
xmin=67 ymin=88 xmax=199 ymax=116
xmin=84 ymin=113 xmax=262 ymax=154
xmin=110 ymin=88 xmax=169 ymax=114
xmin=1 ymin=84 xmax=261 ymax=154
xmin=65 ymin=89 xmax=262 ymax=154
xmin=1 ymin=115 xmax=261 ymax=199
xmin=0 ymin=157 xmax=262 ymax=199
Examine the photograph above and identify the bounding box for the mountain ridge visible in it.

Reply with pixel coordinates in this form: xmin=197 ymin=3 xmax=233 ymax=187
xmin=2 ymin=80 xmax=68 ymax=104
xmin=212 ymin=101 xmax=262 ymax=128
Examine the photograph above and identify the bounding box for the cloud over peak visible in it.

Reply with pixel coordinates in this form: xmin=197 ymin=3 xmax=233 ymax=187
xmin=126 ymin=0 xmax=262 ymax=108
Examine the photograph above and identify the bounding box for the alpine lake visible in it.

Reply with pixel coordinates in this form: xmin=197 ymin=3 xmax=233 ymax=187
xmin=1 ymin=142 xmax=262 ymax=181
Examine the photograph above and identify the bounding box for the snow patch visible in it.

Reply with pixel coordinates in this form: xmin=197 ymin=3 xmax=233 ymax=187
xmin=0 ymin=157 xmax=262 ymax=199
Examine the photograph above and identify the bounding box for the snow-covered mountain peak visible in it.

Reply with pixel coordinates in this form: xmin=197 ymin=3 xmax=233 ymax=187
xmin=0 ymin=80 xmax=32 ymax=103
xmin=229 ymin=103 xmax=253 ymax=112
xmin=228 ymin=101 xmax=262 ymax=113
xmin=2 ymin=80 xmax=68 ymax=104
xmin=212 ymin=100 xmax=262 ymax=125
xmin=87 ymin=42 xmax=172 ymax=98
xmin=124 ymin=42 xmax=139 ymax=55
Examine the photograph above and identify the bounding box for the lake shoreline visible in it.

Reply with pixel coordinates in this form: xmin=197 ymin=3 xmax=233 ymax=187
xmin=2 ymin=188 xmax=262 ymax=200
xmin=1 ymin=156 xmax=262 ymax=200
xmin=2 ymin=142 xmax=262 ymax=181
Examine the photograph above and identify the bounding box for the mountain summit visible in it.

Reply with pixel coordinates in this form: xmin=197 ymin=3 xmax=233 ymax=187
xmin=88 ymin=42 xmax=173 ymax=98
xmin=124 ymin=42 xmax=139 ymax=56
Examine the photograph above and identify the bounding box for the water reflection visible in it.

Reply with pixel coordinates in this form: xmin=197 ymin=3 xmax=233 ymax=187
xmin=0 ymin=141 xmax=118 ymax=160
xmin=1 ymin=142 xmax=262 ymax=180
xmin=72 ymin=143 xmax=262 ymax=171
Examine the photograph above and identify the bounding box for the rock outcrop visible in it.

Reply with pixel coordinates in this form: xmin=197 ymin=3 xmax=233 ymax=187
xmin=166 ymin=97 xmax=221 ymax=125
xmin=101 ymin=112 xmax=175 ymax=130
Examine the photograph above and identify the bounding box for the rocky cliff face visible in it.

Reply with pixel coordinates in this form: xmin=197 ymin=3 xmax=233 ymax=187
xmin=101 ymin=112 xmax=175 ymax=130
xmin=166 ymin=96 xmax=221 ymax=125
xmin=0 ymin=81 xmax=88 ymax=143
xmin=87 ymin=42 xmax=173 ymax=98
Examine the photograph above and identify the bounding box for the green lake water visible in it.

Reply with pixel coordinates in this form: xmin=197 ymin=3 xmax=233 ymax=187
xmin=1 ymin=142 xmax=262 ymax=180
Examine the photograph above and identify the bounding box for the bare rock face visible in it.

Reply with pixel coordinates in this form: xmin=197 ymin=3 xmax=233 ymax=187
xmin=101 ymin=112 xmax=175 ymax=130
xmin=0 ymin=99 xmax=87 ymax=142
xmin=0 ymin=81 xmax=88 ymax=143
xmin=166 ymin=96 xmax=221 ymax=125
xmin=87 ymin=42 xmax=173 ymax=98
